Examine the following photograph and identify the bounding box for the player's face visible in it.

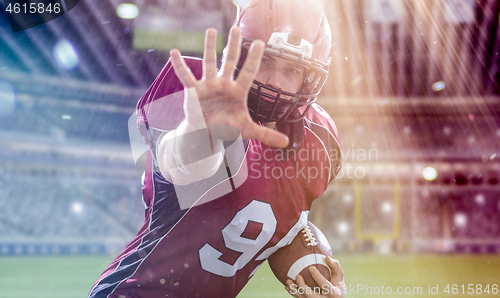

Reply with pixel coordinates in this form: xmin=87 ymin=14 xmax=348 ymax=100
xmin=253 ymin=54 xmax=305 ymax=98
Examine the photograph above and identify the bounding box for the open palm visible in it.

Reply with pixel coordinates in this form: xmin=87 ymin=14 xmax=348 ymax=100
xmin=170 ymin=27 xmax=289 ymax=148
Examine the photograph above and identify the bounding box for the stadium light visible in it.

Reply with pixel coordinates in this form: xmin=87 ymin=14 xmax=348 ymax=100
xmin=422 ymin=166 xmax=438 ymax=181
xmin=117 ymin=4 xmax=139 ymax=19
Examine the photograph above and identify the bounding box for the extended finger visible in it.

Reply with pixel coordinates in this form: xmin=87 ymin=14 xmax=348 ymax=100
xmin=170 ymin=49 xmax=197 ymax=88
xmin=203 ymin=28 xmax=218 ymax=79
xmin=220 ymin=26 xmax=242 ymax=79
xmin=235 ymin=40 xmax=264 ymax=90
xmin=243 ymin=123 xmax=289 ymax=149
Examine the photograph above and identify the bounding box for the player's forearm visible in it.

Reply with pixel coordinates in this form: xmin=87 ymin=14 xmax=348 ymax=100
xmin=157 ymin=119 xmax=224 ymax=185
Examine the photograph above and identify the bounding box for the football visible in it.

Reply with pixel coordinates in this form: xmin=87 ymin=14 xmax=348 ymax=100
xmin=268 ymin=221 xmax=333 ymax=288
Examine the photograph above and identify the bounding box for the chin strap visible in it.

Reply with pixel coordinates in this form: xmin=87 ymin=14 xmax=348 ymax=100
xmin=274 ymin=109 xmax=305 ymax=162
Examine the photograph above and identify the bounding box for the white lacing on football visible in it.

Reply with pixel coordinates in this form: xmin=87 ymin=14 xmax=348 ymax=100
xmin=302 ymin=226 xmax=317 ymax=246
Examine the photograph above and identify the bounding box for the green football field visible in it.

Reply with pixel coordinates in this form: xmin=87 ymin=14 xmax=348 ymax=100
xmin=1 ymin=254 xmax=499 ymax=298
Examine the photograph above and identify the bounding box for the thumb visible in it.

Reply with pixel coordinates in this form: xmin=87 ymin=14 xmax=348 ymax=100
xmin=327 ymin=256 xmax=345 ymax=286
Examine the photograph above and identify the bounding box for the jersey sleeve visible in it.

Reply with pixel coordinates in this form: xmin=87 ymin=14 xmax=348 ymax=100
xmin=136 ymin=57 xmax=203 ymax=145
xmin=305 ymin=103 xmax=342 ymax=182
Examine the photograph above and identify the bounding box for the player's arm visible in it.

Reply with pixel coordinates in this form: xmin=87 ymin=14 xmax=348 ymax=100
xmin=156 ymin=27 xmax=288 ymax=185
xmin=156 ymin=119 xmax=225 ymax=185
xmin=285 ymin=256 xmax=346 ymax=298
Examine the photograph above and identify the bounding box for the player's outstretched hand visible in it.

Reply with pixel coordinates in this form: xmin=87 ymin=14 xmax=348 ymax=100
xmin=170 ymin=26 xmax=289 ymax=148
xmin=285 ymin=256 xmax=346 ymax=298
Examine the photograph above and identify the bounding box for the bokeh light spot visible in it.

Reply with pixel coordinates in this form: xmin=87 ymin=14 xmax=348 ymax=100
xmin=475 ymin=194 xmax=485 ymax=205
xmin=337 ymin=222 xmax=349 ymax=235
xmin=232 ymin=0 xmax=249 ymax=8
xmin=0 ymin=81 xmax=16 ymax=117
xmin=454 ymin=213 xmax=467 ymax=228
xmin=343 ymin=193 xmax=353 ymax=204
xmin=53 ymin=40 xmax=79 ymax=70
xmin=381 ymin=202 xmax=392 ymax=214
xmin=422 ymin=166 xmax=438 ymax=181
xmin=118 ymin=197 xmax=134 ymax=214
xmin=432 ymin=81 xmax=446 ymax=91
xmin=71 ymin=201 xmax=83 ymax=215
xmin=117 ymin=4 xmax=139 ymax=19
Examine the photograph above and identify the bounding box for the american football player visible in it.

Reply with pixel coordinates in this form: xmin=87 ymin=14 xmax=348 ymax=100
xmin=89 ymin=0 xmax=345 ymax=297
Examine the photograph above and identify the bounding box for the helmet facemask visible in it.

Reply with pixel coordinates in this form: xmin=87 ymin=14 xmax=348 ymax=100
xmin=232 ymin=0 xmax=332 ymax=123
xmin=236 ymin=34 xmax=331 ymax=123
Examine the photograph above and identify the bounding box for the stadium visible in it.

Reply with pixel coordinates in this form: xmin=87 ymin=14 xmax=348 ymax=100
xmin=0 ymin=0 xmax=499 ymax=297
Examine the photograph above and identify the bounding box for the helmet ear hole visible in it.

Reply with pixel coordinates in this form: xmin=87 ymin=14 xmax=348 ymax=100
xmin=311 ymin=76 xmax=321 ymax=91
xmin=307 ymin=72 xmax=316 ymax=83
xmin=302 ymin=70 xmax=321 ymax=94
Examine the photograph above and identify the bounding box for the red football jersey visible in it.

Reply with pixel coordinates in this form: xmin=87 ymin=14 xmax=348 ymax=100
xmin=89 ymin=58 xmax=341 ymax=298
